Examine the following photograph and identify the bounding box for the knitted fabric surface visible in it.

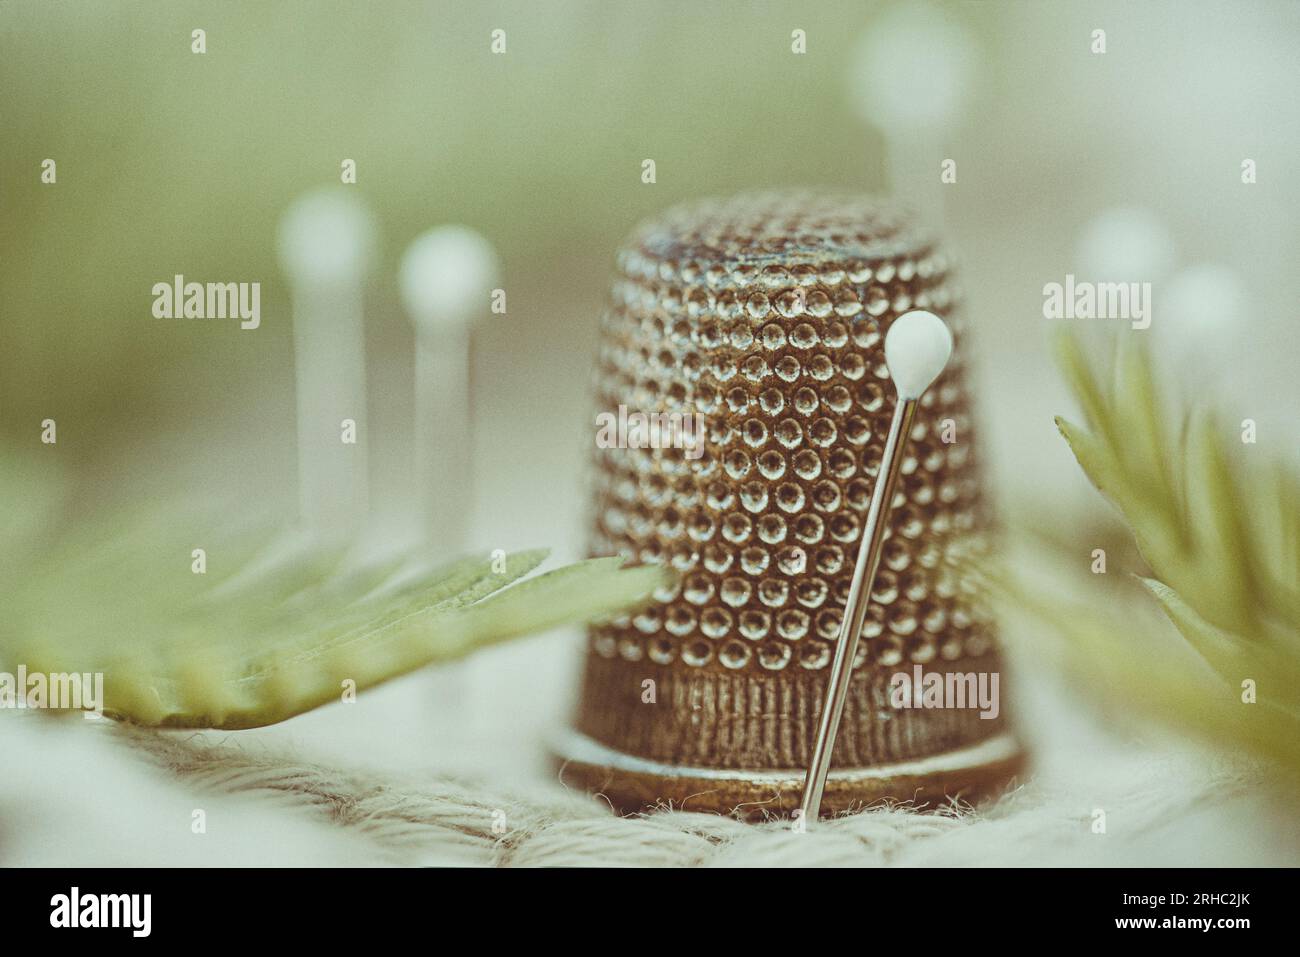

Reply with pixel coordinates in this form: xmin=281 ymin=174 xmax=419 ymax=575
xmin=3 ymin=682 xmax=1294 ymax=868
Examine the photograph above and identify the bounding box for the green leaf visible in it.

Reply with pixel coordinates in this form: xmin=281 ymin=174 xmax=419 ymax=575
xmin=1140 ymin=578 xmax=1300 ymax=698
xmin=0 ymin=460 xmax=672 ymax=730
xmin=1035 ymin=329 xmax=1300 ymax=777
xmin=96 ymin=552 xmax=667 ymax=730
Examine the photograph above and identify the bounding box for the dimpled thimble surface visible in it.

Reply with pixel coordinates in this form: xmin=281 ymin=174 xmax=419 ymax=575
xmin=554 ymin=192 xmax=1023 ymax=816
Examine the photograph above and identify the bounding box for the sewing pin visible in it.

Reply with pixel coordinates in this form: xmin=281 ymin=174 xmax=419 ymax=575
xmin=398 ymin=226 xmax=499 ymax=556
xmin=277 ymin=190 xmax=377 ymax=542
xmin=799 ymin=309 xmax=953 ymax=822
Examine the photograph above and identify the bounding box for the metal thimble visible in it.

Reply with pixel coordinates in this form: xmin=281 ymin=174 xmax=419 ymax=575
xmin=554 ymin=191 xmax=1023 ymax=815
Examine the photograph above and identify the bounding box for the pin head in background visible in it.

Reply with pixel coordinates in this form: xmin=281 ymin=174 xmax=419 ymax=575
xmin=848 ymin=1 xmax=979 ymax=136
xmin=397 ymin=225 xmax=500 ymax=556
xmin=278 ymin=190 xmax=377 ymax=288
xmin=276 ymin=190 xmax=377 ymax=543
xmin=399 ymin=226 xmax=499 ymax=333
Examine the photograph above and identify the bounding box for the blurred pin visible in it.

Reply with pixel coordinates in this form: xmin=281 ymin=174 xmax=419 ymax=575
xmin=277 ymin=191 xmax=377 ymax=542
xmin=399 ymin=226 xmax=499 ymax=554
xmin=1157 ymin=262 xmax=1247 ymax=399
xmin=848 ymin=2 xmax=978 ymax=228
xmin=1076 ymin=207 xmax=1176 ymax=284
xmin=1160 ymin=263 xmax=1244 ymax=345
xmin=799 ymin=310 xmax=953 ymax=822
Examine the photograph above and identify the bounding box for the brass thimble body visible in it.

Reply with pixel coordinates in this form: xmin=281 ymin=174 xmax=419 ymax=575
xmin=556 ymin=192 xmax=1023 ymax=815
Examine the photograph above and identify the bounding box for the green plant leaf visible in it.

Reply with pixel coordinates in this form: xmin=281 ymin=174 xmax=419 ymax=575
xmin=0 ymin=457 xmax=671 ymax=730
xmin=1031 ymin=329 xmax=1300 ymax=778
xmin=78 ymin=551 xmax=666 ymax=730
xmin=1140 ymin=578 xmax=1300 ymax=701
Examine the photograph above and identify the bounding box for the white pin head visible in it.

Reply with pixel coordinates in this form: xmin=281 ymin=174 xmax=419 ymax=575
xmin=278 ymin=191 xmax=376 ymax=286
xmin=884 ymin=309 xmax=953 ymax=400
xmin=848 ymin=3 xmax=979 ymax=134
xmin=399 ymin=226 xmax=499 ymax=333
xmin=1076 ymin=206 xmax=1174 ymax=284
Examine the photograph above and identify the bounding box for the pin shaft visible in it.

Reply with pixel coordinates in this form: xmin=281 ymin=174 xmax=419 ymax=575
xmin=799 ymin=397 xmax=918 ymax=821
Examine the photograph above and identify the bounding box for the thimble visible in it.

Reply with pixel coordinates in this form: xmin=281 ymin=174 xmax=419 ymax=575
xmin=554 ymin=192 xmax=1023 ymax=816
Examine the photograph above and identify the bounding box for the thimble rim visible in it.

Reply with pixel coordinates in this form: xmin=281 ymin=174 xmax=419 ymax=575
xmin=551 ymin=729 xmax=1025 ymax=817
xmin=551 ymin=727 xmax=1021 ymax=783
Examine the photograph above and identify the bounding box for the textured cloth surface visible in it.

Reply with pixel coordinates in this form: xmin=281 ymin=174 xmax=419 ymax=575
xmin=3 ymin=706 xmax=1296 ymax=867
xmin=3 ymin=630 xmax=1296 ymax=867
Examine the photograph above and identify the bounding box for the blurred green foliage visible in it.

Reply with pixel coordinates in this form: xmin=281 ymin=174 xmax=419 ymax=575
xmin=0 ymin=445 xmax=668 ymax=728
xmin=1007 ymin=332 xmax=1300 ymax=776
